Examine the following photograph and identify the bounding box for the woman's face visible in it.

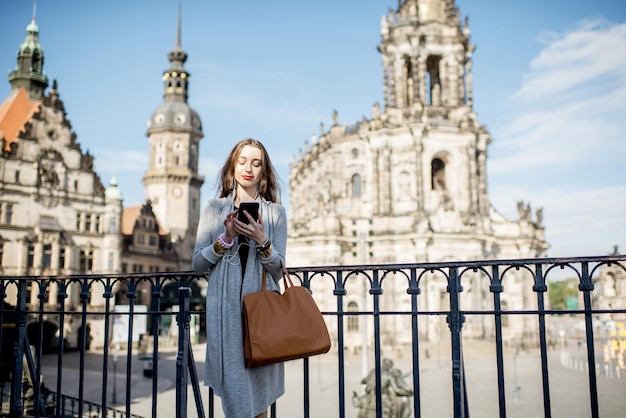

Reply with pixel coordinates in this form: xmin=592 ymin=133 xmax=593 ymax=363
xmin=234 ymin=145 xmax=263 ymax=191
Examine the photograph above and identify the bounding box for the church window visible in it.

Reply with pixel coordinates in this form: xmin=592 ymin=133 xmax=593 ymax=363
xmin=42 ymin=244 xmax=52 ymax=269
xmin=149 ymin=235 xmax=157 ymax=247
xmin=352 ymin=148 xmax=359 ymax=158
xmin=426 ymin=55 xmax=442 ymax=106
xmin=74 ymin=180 xmax=79 ymax=191
xmin=15 ymin=170 xmax=20 ymax=183
xmin=85 ymin=214 xmax=92 ymax=232
xmin=76 ymin=213 xmax=82 ymax=230
xmin=192 ymin=198 xmax=197 ymax=209
xmin=59 ymin=247 xmax=66 ymax=270
xmin=431 ymin=158 xmax=446 ymax=190
xmin=175 ymin=156 xmax=180 ymax=166
xmin=347 ymin=301 xmax=359 ymax=331
xmin=137 ymin=234 xmax=145 ymax=245
xmin=190 ymin=145 xmax=197 ymax=170
xmin=404 ymin=56 xmax=414 ymax=106
xmin=79 ymin=249 xmax=94 ymax=272
xmin=95 ymin=215 xmax=101 ymax=233
xmin=26 ymin=244 xmax=35 ymax=268
xmin=109 ymin=216 xmax=116 ymax=234
xmin=352 ymin=174 xmax=362 ymax=198
xmin=5 ymin=204 xmax=13 ymax=225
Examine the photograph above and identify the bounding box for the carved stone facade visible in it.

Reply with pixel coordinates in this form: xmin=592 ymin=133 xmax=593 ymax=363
xmin=287 ymin=0 xmax=549 ymax=350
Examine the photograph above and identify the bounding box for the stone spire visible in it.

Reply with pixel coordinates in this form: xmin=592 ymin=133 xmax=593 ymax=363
xmin=8 ymin=1 xmax=49 ymax=100
xmin=379 ymin=0 xmax=473 ymax=122
xmin=162 ymin=0 xmax=189 ymax=103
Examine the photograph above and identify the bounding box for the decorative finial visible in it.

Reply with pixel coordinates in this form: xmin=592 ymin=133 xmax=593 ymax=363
xmin=32 ymin=0 xmax=37 ymax=22
xmin=176 ymin=0 xmax=182 ymax=47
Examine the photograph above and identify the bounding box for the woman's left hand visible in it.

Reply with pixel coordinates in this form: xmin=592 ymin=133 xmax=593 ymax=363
xmin=235 ymin=209 xmax=267 ymax=244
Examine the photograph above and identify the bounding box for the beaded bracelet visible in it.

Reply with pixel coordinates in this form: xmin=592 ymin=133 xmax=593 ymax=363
xmin=219 ymin=233 xmax=235 ymax=248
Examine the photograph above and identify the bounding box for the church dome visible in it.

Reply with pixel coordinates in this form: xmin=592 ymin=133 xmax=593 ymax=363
xmin=147 ymin=101 xmax=202 ymax=133
xmin=105 ymin=176 xmax=123 ymax=201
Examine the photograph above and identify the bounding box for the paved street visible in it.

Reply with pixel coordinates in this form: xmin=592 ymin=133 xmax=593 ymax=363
xmin=41 ymin=338 xmax=626 ymax=418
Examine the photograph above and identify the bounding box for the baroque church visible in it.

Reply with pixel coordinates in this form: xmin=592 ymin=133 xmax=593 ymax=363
xmin=0 ymin=10 xmax=202 ymax=349
xmin=287 ymin=0 xmax=549 ymax=350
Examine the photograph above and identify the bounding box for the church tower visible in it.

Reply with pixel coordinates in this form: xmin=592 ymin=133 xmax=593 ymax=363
xmin=142 ymin=4 xmax=204 ymax=265
xmin=288 ymin=0 xmax=548 ymax=347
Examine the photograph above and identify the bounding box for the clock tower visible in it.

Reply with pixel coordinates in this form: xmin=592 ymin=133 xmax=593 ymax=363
xmin=142 ymin=5 xmax=204 ymax=266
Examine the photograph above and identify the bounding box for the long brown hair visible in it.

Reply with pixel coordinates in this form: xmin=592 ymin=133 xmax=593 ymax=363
xmin=217 ymin=138 xmax=281 ymax=203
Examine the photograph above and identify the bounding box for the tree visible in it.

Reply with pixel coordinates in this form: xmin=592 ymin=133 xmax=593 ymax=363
xmin=548 ymin=278 xmax=579 ymax=310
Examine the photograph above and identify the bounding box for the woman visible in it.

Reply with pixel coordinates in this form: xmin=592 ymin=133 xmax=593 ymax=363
xmin=192 ymin=138 xmax=286 ymax=418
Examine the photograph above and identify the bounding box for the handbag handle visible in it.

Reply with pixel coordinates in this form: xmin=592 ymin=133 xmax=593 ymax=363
xmin=261 ymin=262 xmax=293 ymax=291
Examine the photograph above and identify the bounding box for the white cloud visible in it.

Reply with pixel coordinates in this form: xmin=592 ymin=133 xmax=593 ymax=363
xmin=93 ymin=149 xmax=148 ymax=176
xmin=490 ymin=21 xmax=626 ymax=175
xmin=491 ymin=184 xmax=626 ymax=257
xmin=489 ymin=19 xmax=626 ymax=257
xmin=514 ymin=19 xmax=626 ymax=104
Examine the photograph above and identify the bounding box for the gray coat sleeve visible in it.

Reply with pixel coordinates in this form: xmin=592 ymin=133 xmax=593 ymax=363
xmin=192 ymin=199 xmax=226 ymax=274
xmin=260 ymin=202 xmax=288 ymax=283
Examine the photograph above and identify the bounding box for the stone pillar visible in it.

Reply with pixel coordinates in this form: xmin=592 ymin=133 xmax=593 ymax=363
xmin=411 ymin=56 xmax=420 ymax=104
xmin=418 ymin=58 xmax=427 ymax=105
xmin=467 ymin=146 xmax=477 ymax=214
xmin=477 ymin=149 xmax=488 ymax=215
xmin=415 ymin=142 xmax=424 ymax=211
xmin=465 ymin=59 xmax=473 ymax=107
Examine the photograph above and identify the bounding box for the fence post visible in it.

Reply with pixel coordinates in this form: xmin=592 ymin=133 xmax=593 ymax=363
xmin=580 ymin=262 xmax=599 ymax=418
xmin=176 ymin=277 xmax=191 ymax=418
xmin=10 ymin=280 xmax=27 ymax=416
xmin=448 ymin=267 xmax=466 ymax=418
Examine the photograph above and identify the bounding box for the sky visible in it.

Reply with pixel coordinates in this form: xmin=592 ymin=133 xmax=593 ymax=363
xmin=1 ymin=0 xmax=625 ymax=259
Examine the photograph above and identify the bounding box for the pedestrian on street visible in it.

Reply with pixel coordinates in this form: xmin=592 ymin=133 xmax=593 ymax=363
xmin=192 ymin=138 xmax=286 ymax=418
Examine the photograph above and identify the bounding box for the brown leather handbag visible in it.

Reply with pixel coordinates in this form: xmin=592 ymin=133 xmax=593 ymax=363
xmin=242 ymin=266 xmax=331 ymax=368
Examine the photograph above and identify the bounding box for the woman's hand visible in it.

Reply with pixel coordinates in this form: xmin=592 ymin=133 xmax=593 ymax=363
xmin=234 ymin=209 xmax=267 ymax=244
xmin=222 ymin=210 xmax=238 ymax=243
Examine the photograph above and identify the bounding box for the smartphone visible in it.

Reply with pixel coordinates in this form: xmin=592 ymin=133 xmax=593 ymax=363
xmin=237 ymin=202 xmax=259 ymax=224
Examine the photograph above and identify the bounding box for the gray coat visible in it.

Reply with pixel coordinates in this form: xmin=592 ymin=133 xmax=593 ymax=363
xmin=192 ymin=195 xmax=286 ymax=417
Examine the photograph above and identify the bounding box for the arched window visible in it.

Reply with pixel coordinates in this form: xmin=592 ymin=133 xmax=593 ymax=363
xmin=347 ymin=301 xmax=359 ymax=331
xmin=431 ymin=158 xmax=446 ymax=190
xmin=426 ymin=55 xmax=442 ymax=106
xmin=404 ymin=56 xmax=414 ymax=106
xmin=352 ymin=174 xmax=362 ymax=198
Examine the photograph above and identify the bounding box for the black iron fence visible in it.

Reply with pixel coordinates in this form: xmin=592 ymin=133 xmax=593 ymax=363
xmin=1 ymin=255 xmax=625 ymax=418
